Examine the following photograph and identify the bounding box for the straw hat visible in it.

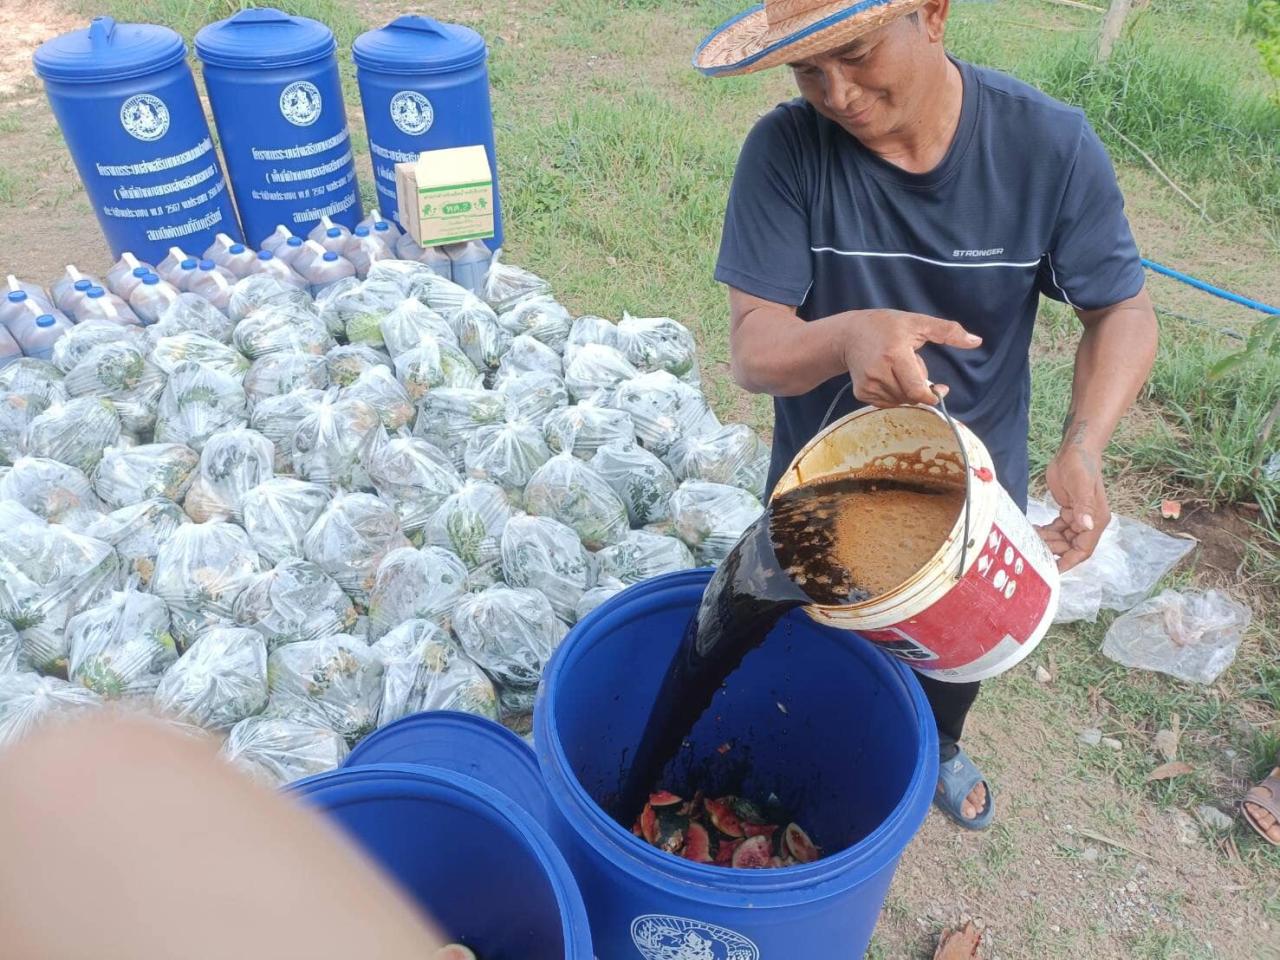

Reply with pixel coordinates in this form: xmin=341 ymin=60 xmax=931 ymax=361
xmin=694 ymin=0 xmax=929 ymax=77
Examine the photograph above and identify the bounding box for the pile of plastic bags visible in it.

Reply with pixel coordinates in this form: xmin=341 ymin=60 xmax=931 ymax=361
xmin=0 ymin=251 xmax=770 ymax=785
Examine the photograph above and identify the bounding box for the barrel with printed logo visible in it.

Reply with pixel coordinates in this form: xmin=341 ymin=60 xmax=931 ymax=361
xmin=33 ymin=17 xmax=242 ymax=263
xmin=352 ymin=15 xmax=504 ymax=249
xmin=195 ymin=8 xmax=362 ymax=247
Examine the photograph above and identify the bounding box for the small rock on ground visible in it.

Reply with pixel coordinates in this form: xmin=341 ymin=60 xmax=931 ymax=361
xmin=1079 ymin=728 xmax=1102 ymax=746
xmin=1196 ymin=804 xmax=1234 ymax=832
xmin=1101 ymin=737 xmax=1123 ymax=751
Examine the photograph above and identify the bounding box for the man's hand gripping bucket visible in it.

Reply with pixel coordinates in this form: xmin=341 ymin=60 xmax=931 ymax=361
xmin=771 ymin=385 xmax=1061 ymax=683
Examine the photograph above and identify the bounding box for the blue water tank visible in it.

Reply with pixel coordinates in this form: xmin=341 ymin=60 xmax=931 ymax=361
xmin=195 ymin=8 xmax=362 ymax=247
xmin=352 ymin=15 xmax=504 ymax=250
xmin=33 ymin=17 xmax=241 ymax=263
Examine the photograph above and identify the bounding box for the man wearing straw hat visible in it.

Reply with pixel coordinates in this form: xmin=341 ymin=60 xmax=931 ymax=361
xmin=699 ymin=0 xmax=1158 ymax=829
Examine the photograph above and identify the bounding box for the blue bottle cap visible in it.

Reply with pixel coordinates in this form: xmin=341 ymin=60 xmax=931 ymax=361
xmin=229 ymin=243 xmax=246 ymax=254
xmin=142 ymin=273 xmax=160 ymax=285
xmin=354 ymin=226 xmax=370 ymax=237
xmin=199 ymin=259 xmax=217 ymax=270
xmin=326 ymin=227 xmax=343 ymax=238
xmin=196 ymin=8 xmax=336 ymax=69
xmin=132 ymin=266 xmax=150 ymax=277
xmin=34 ymin=17 xmax=186 ymax=84
xmin=352 ymin=15 xmax=486 ymax=76
xmin=74 ymin=279 xmax=92 ymax=291
xmin=286 ymin=236 xmax=304 ymax=247
xmin=373 ymin=220 xmax=390 ymax=232
xmin=36 ymin=315 xmax=56 ymax=328
xmin=87 ymin=286 xmax=105 ymax=298
xmin=258 ymin=250 xmax=275 ymax=261
xmin=180 ymin=258 xmax=198 ymax=269
xmin=6 ymin=291 xmax=26 ymax=303
xmin=322 ymin=251 xmax=339 ymax=262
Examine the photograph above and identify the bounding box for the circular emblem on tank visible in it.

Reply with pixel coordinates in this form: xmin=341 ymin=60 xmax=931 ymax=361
xmin=119 ymin=94 xmax=170 ymax=142
xmin=630 ymin=914 xmax=760 ymax=960
xmin=279 ymin=81 xmax=323 ymax=127
xmin=390 ymin=91 xmax=434 ymax=135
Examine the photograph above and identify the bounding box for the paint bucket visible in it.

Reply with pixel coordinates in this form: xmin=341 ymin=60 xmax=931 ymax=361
xmin=535 ymin=568 xmax=938 ymax=958
xmin=773 ymin=403 xmax=1060 ymax=682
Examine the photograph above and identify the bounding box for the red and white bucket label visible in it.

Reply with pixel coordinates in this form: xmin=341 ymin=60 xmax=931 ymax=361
xmin=859 ymin=491 xmax=1059 ymax=682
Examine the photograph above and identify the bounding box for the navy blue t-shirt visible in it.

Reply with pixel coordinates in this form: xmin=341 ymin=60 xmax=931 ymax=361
xmin=715 ymin=58 xmax=1145 ymax=507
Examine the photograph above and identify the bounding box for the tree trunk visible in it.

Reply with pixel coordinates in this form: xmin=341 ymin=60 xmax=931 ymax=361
xmin=1098 ymin=0 xmax=1134 ymax=62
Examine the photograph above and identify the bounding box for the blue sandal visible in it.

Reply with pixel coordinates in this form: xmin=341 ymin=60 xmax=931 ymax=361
xmin=934 ymin=747 xmax=995 ymax=831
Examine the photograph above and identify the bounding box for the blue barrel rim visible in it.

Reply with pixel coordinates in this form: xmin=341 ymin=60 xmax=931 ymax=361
xmin=291 ymin=761 xmax=594 ymax=954
xmin=352 ymin=15 xmax=487 ymax=76
xmin=345 ymin=710 xmax=547 ymax=823
xmin=534 ymin=568 xmax=939 ymax=902
xmin=195 ymin=8 xmax=338 ymax=69
xmin=34 ymin=17 xmax=186 ymax=84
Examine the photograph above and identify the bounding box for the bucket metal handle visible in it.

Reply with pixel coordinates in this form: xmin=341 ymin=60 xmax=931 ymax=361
xmin=819 ymin=380 xmax=973 ymax=583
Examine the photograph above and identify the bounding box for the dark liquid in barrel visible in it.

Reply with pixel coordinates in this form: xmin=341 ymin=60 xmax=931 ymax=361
xmin=614 ymin=474 xmax=965 ymax=822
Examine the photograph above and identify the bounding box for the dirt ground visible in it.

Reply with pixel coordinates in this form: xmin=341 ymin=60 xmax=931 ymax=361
xmin=1 ymin=4 xmax=1277 ymax=958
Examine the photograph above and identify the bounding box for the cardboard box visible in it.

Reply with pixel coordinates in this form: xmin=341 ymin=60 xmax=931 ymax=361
xmin=395 ymin=145 xmax=495 ymax=247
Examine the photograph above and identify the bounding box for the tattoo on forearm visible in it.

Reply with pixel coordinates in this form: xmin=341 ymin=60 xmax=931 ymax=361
xmin=1062 ymin=410 xmax=1075 ymax=438
xmin=1063 ymin=411 xmax=1089 ymax=447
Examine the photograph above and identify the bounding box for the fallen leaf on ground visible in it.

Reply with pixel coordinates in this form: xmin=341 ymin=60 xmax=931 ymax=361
xmin=934 ymin=921 xmax=983 ymax=959
xmin=1160 ymin=499 xmax=1182 ymax=520
xmin=1146 ymin=760 xmax=1194 ymax=781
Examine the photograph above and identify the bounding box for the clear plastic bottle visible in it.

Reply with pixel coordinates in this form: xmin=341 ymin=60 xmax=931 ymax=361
xmin=358 ymin=208 xmax=402 ymax=244
xmin=343 ymin=225 xmax=393 ymax=279
xmin=248 ymin=250 xmax=307 ymax=289
xmin=129 ymin=273 xmax=182 ymax=325
xmin=443 ymin=241 xmax=493 ymax=295
xmin=394 ymin=233 xmax=452 ymax=278
xmin=298 ymin=243 xmax=356 ymax=296
xmin=105 ymin=252 xmax=155 ymax=298
xmin=79 ymin=285 xmax=142 ymax=326
xmin=51 ymin=266 xmax=102 ymax=314
xmin=5 ymin=275 xmax=54 ymax=312
xmin=188 ymin=259 xmax=236 ymax=313
xmin=0 ymin=325 xmax=21 ymax=368
xmin=9 ymin=299 xmax=74 ymax=360
xmin=155 ymin=246 xmax=194 ymax=287
xmin=260 ymin=224 xmax=298 ymax=257
xmin=308 ymin=215 xmax=352 ymax=254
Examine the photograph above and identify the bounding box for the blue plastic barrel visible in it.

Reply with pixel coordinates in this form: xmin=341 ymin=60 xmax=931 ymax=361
xmin=33 ymin=17 xmax=241 ymax=263
xmin=352 ymin=16 xmax=504 ymax=250
xmin=196 ymin=9 xmax=362 ymax=247
xmin=535 ymin=568 xmax=939 ymax=958
xmin=291 ymin=763 xmax=593 ymax=959
xmin=346 ymin=711 xmax=549 ymax=827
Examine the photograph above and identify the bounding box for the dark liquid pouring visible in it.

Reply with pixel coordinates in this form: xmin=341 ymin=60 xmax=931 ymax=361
xmin=614 ymin=474 xmax=965 ymax=823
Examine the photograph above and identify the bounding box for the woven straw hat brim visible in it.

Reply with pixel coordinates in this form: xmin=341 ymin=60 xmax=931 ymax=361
xmin=693 ymin=0 xmax=929 ymax=77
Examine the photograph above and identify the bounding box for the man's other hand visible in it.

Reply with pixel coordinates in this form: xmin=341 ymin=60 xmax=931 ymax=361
xmin=1040 ymin=444 xmax=1110 ymax=572
xmin=841 ymin=309 xmax=982 ymax=407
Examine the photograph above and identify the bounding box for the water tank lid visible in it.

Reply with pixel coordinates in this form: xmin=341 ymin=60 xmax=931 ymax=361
xmin=34 ymin=17 xmax=186 ymax=84
xmin=352 ymin=15 xmax=486 ymax=76
xmin=195 ymin=8 xmax=336 ymax=69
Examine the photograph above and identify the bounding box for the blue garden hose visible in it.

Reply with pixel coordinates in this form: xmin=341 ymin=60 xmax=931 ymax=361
xmin=1142 ymin=258 xmax=1280 ymax=316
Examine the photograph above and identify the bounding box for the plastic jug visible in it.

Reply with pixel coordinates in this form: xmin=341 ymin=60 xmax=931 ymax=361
xmin=128 ymin=273 xmax=182 ymax=324
xmin=0 ymin=326 xmax=21 ymax=368
xmin=155 ymin=246 xmax=193 ymax=287
xmin=309 ymin=215 xmax=351 ymax=254
xmin=195 ymin=9 xmax=361 ymax=246
xmin=395 ymin=233 xmax=452 ymax=278
xmin=79 ymin=285 xmax=141 ymax=325
xmin=204 ymin=233 xmax=258 ymax=278
xmin=352 ymin=15 xmax=503 ymax=249
xmin=0 ymin=291 xmax=34 ymax=332
xmin=9 ymin=300 xmax=74 ymax=360
xmin=5 ymin=276 xmax=54 ymax=311
xmin=188 ymin=259 xmax=235 ymax=313
xmin=298 ymin=244 xmax=356 ymax=296
xmin=171 ymin=257 xmax=201 ymax=291
xmin=443 ymin=240 xmax=492 ymax=295
xmin=358 ymin=208 xmax=402 ymax=243
xmin=275 ymin=235 xmax=308 ymax=267
xmin=248 ymin=250 xmax=307 ymax=289
xmin=52 ymin=266 xmax=102 ymax=313
xmin=106 ymin=252 xmax=154 ymax=298
xmin=33 ymin=17 xmax=241 ymax=261
xmin=260 ymin=224 xmax=298 ymax=257
xmin=59 ymin=279 xmax=96 ymax=319
xmin=344 ymin=226 xmax=393 ymax=278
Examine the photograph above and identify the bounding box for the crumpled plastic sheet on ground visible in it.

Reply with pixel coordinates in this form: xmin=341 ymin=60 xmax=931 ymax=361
xmin=464 ymin=420 xmax=551 ymax=502
xmin=544 ymin=404 xmax=636 ymax=461
xmin=666 ymin=423 xmax=770 ymax=499
xmin=523 ymin=452 xmax=629 ymax=550
xmin=339 ymin=365 xmax=414 ymax=433
xmin=266 ymin=634 xmax=384 ymax=743
xmin=64 ymin=341 xmax=166 ymax=436
xmin=232 ymin=558 xmax=357 ymax=651
xmin=153 ymin=626 xmax=268 ymax=731
xmin=413 ymin=388 xmax=509 ymax=469
xmin=452 ymin=585 xmax=566 ymax=715
xmin=92 ymin=442 xmax=198 ymax=509
xmin=302 ymin=492 xmax=410 ymax=608
xmin=1102 ymin=588 xmax=1253 ymax=685
xmin=588 ymin=441 xmax=677 ymax=527
xmin=372 ymin=619 xmax=500 ymax=727
xmin=150 ymin=332 xmax=249 ymax=381
xmin=365 ymin=437 xmax=462 ymax=541
xmin=248 ymin=388 xmax=326 ymax=473
xmin=596 ymin=530 xmax=695 ymax=585
xmin=0 ymin=672 xmax=101 ymax=749
xmin=1026 ymin=497 xmax=1197 ymax=623
xmin=367 ymin=545 xmax=468 ymax=639
xmin=481 ymin=250 xmax=550 ymax=313
xmin=575 ymin=577 xmax=626 ymax=622
xmin=496 ymin=370 xmax=567 ymax=423
xmin=291 ymin=395 xmax=388 ymax=491
xmin=23 ymin=396 xmax=121 ymax=472
xmin=424 ymin=480 xmax=513 ymax=589
xmin=670 ymin=480 xmax=764 ymax=565
xmin=1 ymin=456 xmax=104 ymax=530
xmin=86 ymin=498 xmax=189 ymax=587
xmin=239 ymin=477 xmax=332 ymax=566
xmin=500 ymin=514 xmax=594 ymax=623
xmin=154 ymin=362 xmax=248 ymax=452
xmin=66 ymin=588 xmax=176 ymax=699
xmin=221 ymin=715 xmax=349 ymax=787
xmin=150 ymin=519 xmax=263 ymax=649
